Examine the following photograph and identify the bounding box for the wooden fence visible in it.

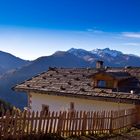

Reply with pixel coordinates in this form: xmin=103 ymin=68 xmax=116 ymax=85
xmin=0 ymin=108 xmax=137 ymax=139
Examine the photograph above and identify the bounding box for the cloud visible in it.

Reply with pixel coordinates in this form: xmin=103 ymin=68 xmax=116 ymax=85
xmin=122 ymin=32 xmax=140 ymax=38
xmin=87 ymin=28 xmax=104 ymax=33
xmin=123 ymin=42 xmax=140 ymax=46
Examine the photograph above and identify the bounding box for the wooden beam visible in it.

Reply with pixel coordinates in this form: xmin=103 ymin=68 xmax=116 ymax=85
xmin=113 ymin=80 xmax=118 ymax=89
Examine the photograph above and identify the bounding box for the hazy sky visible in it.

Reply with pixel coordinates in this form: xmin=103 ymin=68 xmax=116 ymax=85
xmin=0 ymin=0 xmax=140 ymax=60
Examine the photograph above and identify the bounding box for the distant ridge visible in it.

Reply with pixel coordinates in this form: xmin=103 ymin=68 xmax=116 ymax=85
xmin=0 ymin=50 xmax=30 ymax=74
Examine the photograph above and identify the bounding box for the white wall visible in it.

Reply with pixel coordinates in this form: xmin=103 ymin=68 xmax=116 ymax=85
xmin=30 ymin=92 xmax=135 ymax=112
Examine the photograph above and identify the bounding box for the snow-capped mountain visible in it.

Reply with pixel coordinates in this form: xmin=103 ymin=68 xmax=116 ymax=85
xmin=68 ymin=48 xmax=92 ymax=57
xmin=67 ymin=48 xmax=140 ymax=67
xmin=68 ymin=48 xmax=97 ymax=62
xmin=68 ymin=48 xmax=122 ymax=58
xmin=91 ymin=48 xmax=122 ymax=57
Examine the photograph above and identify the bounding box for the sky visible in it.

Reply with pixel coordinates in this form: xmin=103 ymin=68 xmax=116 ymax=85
xmin=0 ymin=0 xmax=140 ymax=60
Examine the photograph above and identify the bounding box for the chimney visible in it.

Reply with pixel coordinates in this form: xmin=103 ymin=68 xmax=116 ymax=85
xmin=96 ymin=60 xmax=104 ymax=69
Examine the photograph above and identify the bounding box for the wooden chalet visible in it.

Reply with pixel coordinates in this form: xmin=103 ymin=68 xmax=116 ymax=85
xmin=14 ymin=61 xmax=140 ymax=114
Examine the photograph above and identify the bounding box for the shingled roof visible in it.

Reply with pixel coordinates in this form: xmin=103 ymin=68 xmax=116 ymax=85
xmin=14 ymin=67 xmax=140 ymax=104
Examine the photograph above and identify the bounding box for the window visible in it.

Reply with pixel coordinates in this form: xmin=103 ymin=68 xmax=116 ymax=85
xmin=70 ymin=102 xmax=74 ymax=110
xmin=98 ymin=80 xmax=106 ymax=88
xmin=68 ymin=102 xmax=75 ymax=112
xmin=42 ymin=104 xmax=49 ymax=116
xmin=69 ymin=102 xmax=75 ymax=117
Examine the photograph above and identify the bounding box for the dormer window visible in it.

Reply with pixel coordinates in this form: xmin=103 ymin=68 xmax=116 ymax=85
xmin=98 ymin=80 xmax=106 ymax=88
xmin=91 ymin=71 xmax=133 ymax=92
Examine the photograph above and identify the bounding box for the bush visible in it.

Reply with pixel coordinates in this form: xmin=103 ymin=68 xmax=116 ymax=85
xmin=0 ymin=98 xmax=13 ymax=116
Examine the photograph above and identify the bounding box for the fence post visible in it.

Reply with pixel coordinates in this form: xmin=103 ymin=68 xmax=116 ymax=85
xmin=135 ymin=104 xmax=140 ymax=125
xmin=82 ymin=111 xmax=87 ymax=135
xmin=109 ymin=111 xmax=113 ymax=134
xmin=57 ymin=111 xmax=63 ymax=135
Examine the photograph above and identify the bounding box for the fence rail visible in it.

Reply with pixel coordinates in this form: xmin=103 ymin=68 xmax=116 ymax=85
xmin=0 ymin=108 xmax=137 ymax=139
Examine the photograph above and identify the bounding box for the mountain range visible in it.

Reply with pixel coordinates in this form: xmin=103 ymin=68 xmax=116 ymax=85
xmin=67 ymin=48 xmax=140 ymax=67
xmin=0 ymin=51 xmax=30 ymax=75
xmin=0 ymin=48 xmax=140 ymax=109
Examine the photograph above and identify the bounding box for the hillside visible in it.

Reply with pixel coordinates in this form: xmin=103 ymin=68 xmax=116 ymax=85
xmin=0 ymin=51 xmax=30 ymax=75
